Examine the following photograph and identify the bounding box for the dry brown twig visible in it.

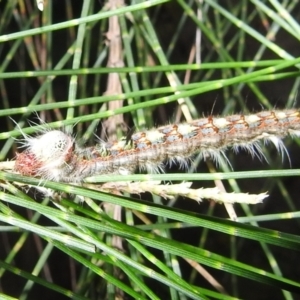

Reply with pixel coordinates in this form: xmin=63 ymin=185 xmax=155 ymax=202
xmin=102 ymin=0 xmax=126 ymax=141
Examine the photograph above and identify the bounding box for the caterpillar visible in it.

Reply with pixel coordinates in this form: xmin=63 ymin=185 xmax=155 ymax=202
xmin=14 ymin=109 xmax=300 ymax=183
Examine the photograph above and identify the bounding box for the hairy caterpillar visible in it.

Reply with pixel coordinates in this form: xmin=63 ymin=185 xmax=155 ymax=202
xmin=14 ymin=109 xmax=300 ymax=183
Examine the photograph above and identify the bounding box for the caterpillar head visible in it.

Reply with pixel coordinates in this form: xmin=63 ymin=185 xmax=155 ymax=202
xmin=28 ymin=130 xmax=74 ymax=165
xmin=15 ymin=130 xmax=75 ymax=181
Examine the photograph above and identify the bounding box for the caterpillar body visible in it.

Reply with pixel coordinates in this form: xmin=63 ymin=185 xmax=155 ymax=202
xmin=14 ymin=109 xmax=300 ymax=182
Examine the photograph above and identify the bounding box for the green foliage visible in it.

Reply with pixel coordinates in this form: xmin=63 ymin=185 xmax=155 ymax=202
xmin=0 ymin=1 xmax=300 ymax=299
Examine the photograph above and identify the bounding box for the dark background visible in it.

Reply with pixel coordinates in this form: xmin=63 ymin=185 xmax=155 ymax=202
xmin=0 ymin=1 xmax=300 ymax=299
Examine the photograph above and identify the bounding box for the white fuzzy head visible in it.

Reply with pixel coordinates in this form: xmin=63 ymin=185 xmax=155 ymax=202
xmin=15 ymin=129 xmax=76 ymax=182
xmin=25 ymin=130 xmax=75 ymax=182
xmin=27 ymin=130 xmax=73 ymax=163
